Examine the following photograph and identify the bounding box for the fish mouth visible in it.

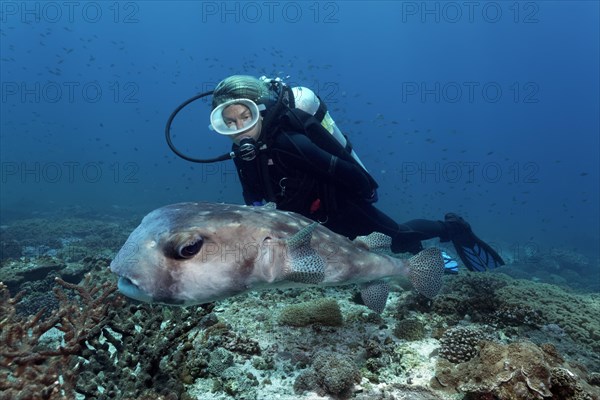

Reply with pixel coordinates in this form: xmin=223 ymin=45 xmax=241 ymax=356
xmin=117 ymin=276 xmax=155 ymax=303
xmin=116 ymin=276 xmax=186 ymax=305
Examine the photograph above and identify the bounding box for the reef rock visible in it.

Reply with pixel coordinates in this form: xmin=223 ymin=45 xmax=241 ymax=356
xmin=432 ymin=340 xmax=600 ymax=399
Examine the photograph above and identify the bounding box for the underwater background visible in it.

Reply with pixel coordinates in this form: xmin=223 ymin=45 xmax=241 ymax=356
xmin=1 ymin=1 xmax=599 ymax=399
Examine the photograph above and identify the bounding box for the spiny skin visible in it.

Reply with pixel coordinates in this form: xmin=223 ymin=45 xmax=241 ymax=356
xmin=110 ymin=202 xmax=442 ymax=306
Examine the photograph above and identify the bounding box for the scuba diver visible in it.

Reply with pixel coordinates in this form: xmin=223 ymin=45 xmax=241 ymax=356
xmin=167 ymin=75 xmax=504 ymax=272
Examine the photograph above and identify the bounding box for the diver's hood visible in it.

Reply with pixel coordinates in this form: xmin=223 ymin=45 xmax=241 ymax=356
xmin=209 ymin=98 xmax=265 ymax=136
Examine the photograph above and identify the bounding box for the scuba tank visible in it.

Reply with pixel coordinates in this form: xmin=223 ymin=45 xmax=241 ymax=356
xmin=258 ymin=76 xmax=370 ymax=177
xmin=290 ymin=86 xmax=369 ymax=173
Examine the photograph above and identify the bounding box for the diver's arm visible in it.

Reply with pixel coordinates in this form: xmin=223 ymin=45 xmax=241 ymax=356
xmin=276 ymin=132 xmax=375 ymax=197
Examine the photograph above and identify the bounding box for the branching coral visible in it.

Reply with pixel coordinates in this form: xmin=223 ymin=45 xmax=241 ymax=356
xmin=0 ymin=274 xmax=119 ymax=400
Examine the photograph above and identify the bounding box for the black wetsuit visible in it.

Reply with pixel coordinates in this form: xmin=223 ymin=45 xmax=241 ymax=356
xmin=233 ymin=120 xmax=449 ymax=254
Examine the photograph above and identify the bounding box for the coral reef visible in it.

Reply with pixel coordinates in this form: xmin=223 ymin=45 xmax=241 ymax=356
xmin=393 ymin=318 xmax=425 ymax=341
xmin=501 ymin=246 xmax=599 ymax=292
xmin=497 ymin=280 xmax=600 ymax=354
xmin=432 ymin=273 xmax=508 ymax=322
xmin=0 ymin=215 xmax=135 ymax=262
xmin=433 ymin=340 xmax=600 ymax=399
xmin=77 ymin=301 xmax=212 ymax=399
xmin=278 ymin=298 xmax=343 ymax=327
xmin=1 ymin=253 xmax=112 ymax=294
xmin=1 ymin=212 xmax=598 ymax=399
xmin=438 ymin=326 xmax=488 ymax=364
xmin=0 ymin=274 xmax=119 ymax=400
xmin=294 ymin=351 xmax=361 ymax=397
xmin=432 ymin=272 xmax=600 ymax=358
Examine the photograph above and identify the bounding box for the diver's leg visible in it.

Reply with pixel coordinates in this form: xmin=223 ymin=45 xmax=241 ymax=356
xmin=324 ymin=200 xmax=434 ymax=253
xmin=391 ymin=219 xmax=446 ymax=253
xmin=325 ymin=201 xmax=504 ymax=271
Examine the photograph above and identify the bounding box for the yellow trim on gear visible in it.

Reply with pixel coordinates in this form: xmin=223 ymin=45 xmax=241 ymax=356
xmin=321 ymin=112 xmax=335 ymax=134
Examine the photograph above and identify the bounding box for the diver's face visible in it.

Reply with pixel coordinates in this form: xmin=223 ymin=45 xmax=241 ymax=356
xmin=222 ymin=104 xmax=262 ymax=145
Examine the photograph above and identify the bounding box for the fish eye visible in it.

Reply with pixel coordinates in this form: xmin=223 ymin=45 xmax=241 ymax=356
xmin=178 ymin=237 xmax=203 ymax=259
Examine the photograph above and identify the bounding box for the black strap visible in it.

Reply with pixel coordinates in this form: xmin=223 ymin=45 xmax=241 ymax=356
xmin=314 ymin=95 xmax=327 ymax=122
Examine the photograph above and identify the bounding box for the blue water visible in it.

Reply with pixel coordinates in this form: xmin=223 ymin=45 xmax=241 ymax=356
xmin=1 ymin=1 xmax=598 ymax=265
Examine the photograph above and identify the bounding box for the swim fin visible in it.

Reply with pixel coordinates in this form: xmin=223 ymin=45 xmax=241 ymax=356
xmin=442 ymin=251 xmax=459 ymax=274
xmin=442 ymin=213 xmax=505 ymax=272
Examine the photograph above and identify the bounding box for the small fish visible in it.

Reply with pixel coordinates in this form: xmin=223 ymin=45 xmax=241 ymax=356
xmin=110 ymin=203 xmax=444 ymax=313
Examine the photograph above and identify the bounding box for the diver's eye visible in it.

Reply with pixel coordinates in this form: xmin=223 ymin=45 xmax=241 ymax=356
xmin=178 ymin=238 xmax=203 ymax=259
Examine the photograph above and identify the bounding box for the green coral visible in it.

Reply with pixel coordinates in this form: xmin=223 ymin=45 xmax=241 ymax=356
xmin=497 ymin=281 xmax=600 ymax=353
xmin=278 ymin=298 xmax=343 ymax=327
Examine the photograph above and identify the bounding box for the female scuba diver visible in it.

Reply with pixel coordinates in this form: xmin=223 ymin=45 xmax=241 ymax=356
xmin=208 ymin=75 xmax=504 ymax=272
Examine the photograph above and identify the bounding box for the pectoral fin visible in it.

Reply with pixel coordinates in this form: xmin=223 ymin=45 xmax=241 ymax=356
xmin=360 ymin=280 xmax=390 ymax=314
xmin=283 ymin=223 xmax=326 ymax=284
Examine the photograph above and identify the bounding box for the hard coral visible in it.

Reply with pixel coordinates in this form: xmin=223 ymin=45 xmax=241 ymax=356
xmin=294 ymin=351 xmax=361 ymax=397
xmin=433 ymin=273 xmax=507 ymax=321
xmin=486 ymin=303 xmax=544 ymax=328
xmin=0 ymin=274 xmax=119 ymax=400
xmin=79 ymin=301 xmax=213 ymax=399
xmin=278 ymin=298 xmax=343 ymax=327
xmin=497 ymin=281 xmax=600 ymax=354
xmin=438 ymin=326 xmax=487 ymax=364
xmin=394 ymin=318 xmax=426 ymax=341
xmin=312 ymin=351 xmax=361 ymax=396
xmin=551 ymin=367 xmax=593 ymax=400
xmin=433 ymin=340 xmax=600 ymax=399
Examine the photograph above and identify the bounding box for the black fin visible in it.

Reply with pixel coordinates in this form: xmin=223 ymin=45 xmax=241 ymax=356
xmin=445 ymin=213 xmax=505 ymax=272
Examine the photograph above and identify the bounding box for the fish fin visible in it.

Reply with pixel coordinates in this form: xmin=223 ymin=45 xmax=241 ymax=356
xmin=262 ymin=202 xmax=277 ymax=210
xmin=353 ymin=232 xmax=392 ymax=252
xmin=283 ymin=223 xmax=326 ymax=284
xmin=407 ymin=248 xmax=445 ymax=298
xmin=444 ymin=213 xmax=505 ymax=271
xmin=360 ymin=280 xmax=390 ymax=314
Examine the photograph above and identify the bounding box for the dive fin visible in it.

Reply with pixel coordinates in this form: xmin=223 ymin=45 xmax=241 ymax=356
xmin=442 ymin=251 xmax=459 ymax=274
xmin=445 ymin=213 xmax=505 ymax=272
xmin=407 ymin=248 xmax=444 ymax=298
xmin=359 ymin=280 xmax=390 ymax=314
xmin=283 ymin=223 xmax=326 ymax=284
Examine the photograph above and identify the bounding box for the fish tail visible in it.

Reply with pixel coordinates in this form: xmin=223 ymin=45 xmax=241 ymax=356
xmin=407 ymin=248 xmax=445 ymax=298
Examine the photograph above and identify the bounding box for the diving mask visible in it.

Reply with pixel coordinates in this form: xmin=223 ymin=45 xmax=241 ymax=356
xmin=209 ymin=98 xmax=265 ymax=136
